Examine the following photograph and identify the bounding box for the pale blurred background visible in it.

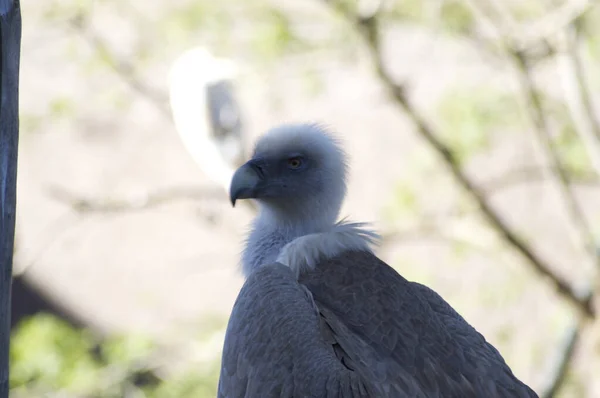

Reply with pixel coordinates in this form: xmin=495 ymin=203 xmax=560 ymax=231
xmin=9 ymin=0 xmax=600 ymax=397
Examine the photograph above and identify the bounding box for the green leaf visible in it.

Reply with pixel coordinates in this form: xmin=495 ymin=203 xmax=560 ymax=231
xmin=102 ymin=333 xmax=155 ymax=367
xmin=386 ymin=0 xmax=426 ymax=22
xmin=439 ymin=0 xmax=475 ymax=35
xmin=554 ymin=124 xmax=593 ymax=175
xmin=10 ymin=314 xmax=102 ymax=393
xmin=252 ymin=8 xmax=303 ymax=60
xmin=391 ymin=183 xmax=419 ymax=219
xmin=144 ymin=365 xmax=221 ymax=398
xmin=544 ymin=97 xmax=595 ymax=176
xmin=301 ymin=68 xmax=325 ymax=97
xmin=436 ymin=87 xmax=521 ymax=165
xmin=10 ymin=313 xmax=225 ymax=397
xmin=48 ymin=96 xmax=75 ymax=119
xmin=450 ymin=239 xmax=469 ymax=261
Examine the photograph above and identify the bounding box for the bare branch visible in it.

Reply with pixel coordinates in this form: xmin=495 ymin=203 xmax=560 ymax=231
xmin=68 ymin=14 xmax=171 ymax=118
xmin=465 ymin=0 xmax=594 ymax=52
xmin=380 ymin=226 xmax=499 ymax=259
xmin=46 ymin=185 xmax=225 ymax=214
xmin=540 ymin=319 xmax=583 ymax=398
xmin=480 ymin=166 xmax=600 ymax=193
xmin=433 ymin=3 xmax=598 ymax=394
xmin=510 ymin=50 xmax=599 ymax=265
xmin=13 ymin=211 xmax=80 ymax=276
xmin=556 ymin=24 xmax=600 ymax=176
xmin=467 ymin=0 xmax=600 ymax=278
xmin=322 ymin=1 xmax=595 ymax=319
xmin=517 ymin=0 xmax=593 ymax=51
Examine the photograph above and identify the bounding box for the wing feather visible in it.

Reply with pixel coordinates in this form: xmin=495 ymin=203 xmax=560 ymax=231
xmin=299 ymin=250 xmax=538 ymax=398
xmin=219 ymin=251 xmax=537 ymax=397
xmin=217 ymin=263 xmax=374 ymax=397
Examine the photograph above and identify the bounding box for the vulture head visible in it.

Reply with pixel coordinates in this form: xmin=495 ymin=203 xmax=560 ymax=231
xmin=229 ymin=123 xmax=378 ymax=277
xmin=229 ymin=123 xmax=348 ymax=228
xmin=229 ymin=124 xmax=377 ymax=275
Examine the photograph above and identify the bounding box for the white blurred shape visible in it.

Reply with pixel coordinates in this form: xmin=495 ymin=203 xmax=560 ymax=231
xmin=168 ymin=47 xmax=246 ymax=193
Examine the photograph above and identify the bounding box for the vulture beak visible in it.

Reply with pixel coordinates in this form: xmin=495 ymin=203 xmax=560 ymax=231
xmin=229 ymin=160 xmax=264 ymax=207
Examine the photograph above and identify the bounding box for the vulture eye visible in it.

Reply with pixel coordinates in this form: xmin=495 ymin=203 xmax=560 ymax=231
xmin=287 ymin=157 xmax=303 ymax=169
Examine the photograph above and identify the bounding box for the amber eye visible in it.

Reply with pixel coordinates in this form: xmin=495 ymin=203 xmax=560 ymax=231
xmin=287 ymin=157 xmax=303 ymax=169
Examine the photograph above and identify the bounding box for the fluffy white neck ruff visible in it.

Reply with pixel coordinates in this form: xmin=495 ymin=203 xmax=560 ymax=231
xmin=275 ymin=220 xmax=380 ymax=279
xmin=241 ymin=212 xmax=380 ymax=279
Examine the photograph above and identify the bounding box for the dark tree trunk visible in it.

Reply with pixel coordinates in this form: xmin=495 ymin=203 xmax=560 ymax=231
xmin=0 ymin=0 xmax=22 ymax=396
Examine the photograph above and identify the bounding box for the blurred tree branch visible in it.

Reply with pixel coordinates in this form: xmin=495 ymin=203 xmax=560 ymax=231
xmin=480 ymin=166 xmax=600 ymax=193
xmin=380 ymin=225 xmax=500 ymax=259
xmin=472 ymin=0 xmax=600 ymax=272
xmin=540 ymin=318 xmax=583 ymax=398
xmin=46 ymin=185 xmax=225 ymax=214
xmin=68 ymin=13 xmax=171 ymax=118
xmin=556 ymin=23 xmax=600 ymax=176
xmin=514 ymin=0 xmax=592 ymax=51
xmin=45 ymin=165 xmax=600 ymax=215
xmin=323 ymin=0 xmax=595 ymax=320
xmin=67 ymin=10 xmax=256 ymax=215
xmin=464 ymin=0 xmax=593 ymax=54
xmin=463 ymin=14 xmax=597 ymax=394
xmin=513 ymin=49 xmax=600 ymax=271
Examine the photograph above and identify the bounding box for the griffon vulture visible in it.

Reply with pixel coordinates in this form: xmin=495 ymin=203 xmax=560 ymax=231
xmin=218 ymin=123 xmax=538 ymax=397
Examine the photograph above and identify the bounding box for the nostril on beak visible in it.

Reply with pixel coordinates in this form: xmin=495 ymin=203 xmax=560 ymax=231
xmin=250 ymin=162 xmax=266 ymax=179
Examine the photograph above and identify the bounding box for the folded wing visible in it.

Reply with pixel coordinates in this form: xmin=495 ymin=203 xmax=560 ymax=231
xmin=300 ymin=250 xmax=539 ymax=398
xmin=218 ymin=251 xmax=538 ymax=398
xmin=218 ymin=263 xmax=374 ymax=398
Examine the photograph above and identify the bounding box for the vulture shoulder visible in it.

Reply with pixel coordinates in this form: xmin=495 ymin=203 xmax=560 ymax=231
xmin=299 ymin=250 xmax=538 ymax=398
xmin=218 ymin=262 xmax=376 ymax=398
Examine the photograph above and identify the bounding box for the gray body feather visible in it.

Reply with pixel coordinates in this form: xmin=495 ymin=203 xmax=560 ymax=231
xmin=218 ymin=250 xmax=538 ymax=397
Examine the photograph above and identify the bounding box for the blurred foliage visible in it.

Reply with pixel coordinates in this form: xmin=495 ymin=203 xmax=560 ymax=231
xmin=388 ymin=182 xmax=420 ymax=220
xmin=386 ymin=0 xmax=424 ymax=22
xmin=436 ymin=87 xmax=521 ymax=165
xmin=162 ymin=2 xmax=221 ymax=34
xmin=10 ymin=314 xmax=221 ymax=398
xmin=48 ymin=96 xmax=76 ymax=119
xmin=82 ymin=43 xmax=118 ymax=75
xmin=544 ymin=96 xmax=595 ymax=176
xmin=159 ymin=1 xmax=232 ymax=50
xmin=11 ymin=314 xmax=104 ymax=394
xmin=554 ymin=125 xmax=594 ymax=176
xmin=251 ymin=8 xmax=307 ymax=61
xmin=41 ymin=0 xmax=94 ymax=22
xmin=386 ymin=0 xmax=474 ymax=35
xmin=582 ymin=6 xmax=600 ymax=72
xmin=143 ymin=365 xmax=220 ymax=398
xmin=438 ymin=1 xmax=475 ymax=35
xmin=434 ymin=81 xmax=595 ymax=176
xmin=562 ymin=369 xmax=587 ymax=398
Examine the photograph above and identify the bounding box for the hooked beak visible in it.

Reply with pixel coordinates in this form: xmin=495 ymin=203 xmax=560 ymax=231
xmin=229 ymin=160 xmax=264 ymax=207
